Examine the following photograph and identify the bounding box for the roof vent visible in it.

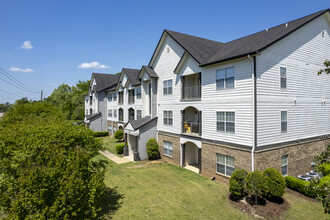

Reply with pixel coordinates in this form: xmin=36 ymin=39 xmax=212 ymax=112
xmin=322 ymin=30 xmax=325 ymax=37
xmin=285 ymin=23 xmax=288 ymax=28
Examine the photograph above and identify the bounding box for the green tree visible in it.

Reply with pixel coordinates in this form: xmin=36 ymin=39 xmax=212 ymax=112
xmin=262 ymin=168 xmax=285 ymax=198
xmin=318 ymin=60 xmax=330 ymax=75
xmin=229 ymin=169 xmax=248 ymax=199
xmin=146 ymin=138 xmax=159 ymax=160
xmin=0 ymin=102 xmax=108 ymax=219
xmin=246 ymin=171 xmax=265 ymax=204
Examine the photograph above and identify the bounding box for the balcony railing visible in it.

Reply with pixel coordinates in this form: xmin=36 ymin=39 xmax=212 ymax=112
xmin=182 ymin=86 xmax=201 ymax=100
xmin=182 ymin=121 xmax=201 ymax=135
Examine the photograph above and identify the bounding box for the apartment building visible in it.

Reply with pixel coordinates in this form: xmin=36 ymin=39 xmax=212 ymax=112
xmin=85 ymin=9 xmax=330 ymax=181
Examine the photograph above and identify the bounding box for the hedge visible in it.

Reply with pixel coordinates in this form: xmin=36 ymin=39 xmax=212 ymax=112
xmin=285 ymin=176 xmax=317 ymax=198
xmin=318 ymin=163 xmax=330 ymax=176
xmin=115 ymin=143 xmax=125 ymax=154
xmin=93 ymin=131 xmax=109 ymax=137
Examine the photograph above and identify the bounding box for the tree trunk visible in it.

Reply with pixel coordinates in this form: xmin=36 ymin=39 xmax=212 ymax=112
xmin=255 ymin=194 xmax=257 ymax=205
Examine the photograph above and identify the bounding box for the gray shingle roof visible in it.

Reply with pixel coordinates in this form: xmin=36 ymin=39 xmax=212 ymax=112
xmin=126 ymin=116 xmax=157 ymax=130
xmin=85 ymin=112 xmax=101 ymax=120
xmin=92 ymin=73 xmax=120 ymax=92
xmin=201 ymin=9 xmax=329 ymax=66
xmin=122 ymin=68 xmax=141 ymax=86
xmin=165 ymin=30 xmax=224 ymax=64
xmin=142 ymin=66 xmax=158 ymax=78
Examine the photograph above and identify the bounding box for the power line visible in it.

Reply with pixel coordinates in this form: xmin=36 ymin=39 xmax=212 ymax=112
xmin=0 ymin=67 xmax=40 ymax=93
xmin=0 ymin=88 xmax=27 ymax=98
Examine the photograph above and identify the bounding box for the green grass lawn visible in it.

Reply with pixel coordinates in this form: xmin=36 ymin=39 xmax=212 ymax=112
xmin=96 ymin=154 xmax=329 ymax=220
xmin=100 ymin=136 xmax=124 ymax=157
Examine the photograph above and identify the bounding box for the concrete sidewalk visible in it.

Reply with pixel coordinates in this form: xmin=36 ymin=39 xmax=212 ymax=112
xmin=99 ymin=150 xmax=131 ymax=164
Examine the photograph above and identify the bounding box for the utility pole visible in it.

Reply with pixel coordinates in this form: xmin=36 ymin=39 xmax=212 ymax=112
xmin=41 ymin=90 xmax=43 ymax=101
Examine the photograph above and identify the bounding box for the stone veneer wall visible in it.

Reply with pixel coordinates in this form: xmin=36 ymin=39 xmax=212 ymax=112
xmin=158 ymin=132 xmax=180 ymax=166
xmin=255 ymin=139 xmax=330 ymax=177
xmin=201 ymin=141 xmax=252 ymax=183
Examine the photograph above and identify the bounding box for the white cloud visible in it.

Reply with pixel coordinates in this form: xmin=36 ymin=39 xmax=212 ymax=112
xmin=10 ymin=66 xmax=34 ymax=73
xmin=21 ymin=41 xmax=33 ymax=49
xmin=77 ymin=61 xmax=109 ymax=69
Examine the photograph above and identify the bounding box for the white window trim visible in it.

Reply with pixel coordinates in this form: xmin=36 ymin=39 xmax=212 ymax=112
xmin=137 ymin=110 xmax=142 ymax=119
xmin=163 ymin=110 xmax=173 ymax=126
xmin=216 ymin=66 xmax=236 ymax=90
xmin=136 ymin=87 xmax=142 ymax=99
xmin=280 ymin=66 xmax=287 ymax=90
xmin=216 ymin=154 xmax=235 ymax=176
xmin=163 ymin=141 xmax=173 ymax=157
xmin=280 ymin=110 xmax=288 ymax=134
xmin=281 ymin=155 xmax=288 ymax=176
xmin=163 ymin=79 xmax=173 ymax=95
xmin=216 ymin=111 xmax=236 ymax=134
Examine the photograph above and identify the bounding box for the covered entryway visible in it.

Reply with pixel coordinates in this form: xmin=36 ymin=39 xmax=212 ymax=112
xmin=181 ymin=141 xmax=201 ymax=174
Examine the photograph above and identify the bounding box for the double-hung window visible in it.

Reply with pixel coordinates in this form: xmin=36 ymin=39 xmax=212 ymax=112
xmin=282 ymin=155 xmax=288 ymax=175
xmin=136 ymin=87 xmax=141 ymax=99
xmin=281 ymin=111 xmax=287 ymax=133
xmin=216 ymin=67 xmax=235 ymax=89
xmin=137 ymin=110 xmax=142 ymax=119
xmin=163 ymin=110 xmax=173 ymax=126
xmin=108 ymin=93 xmax=112 ymax=101
xmin=163 ymin=141 xmax=173 ymax=157
xmin=216 ymin=154 xmax=235 ymax=176
xmin=108 ymin=109 xmax=112 ymax=117
xmin=163 ymin=79 xmax=173 ymax=95
xmin=113 ymin=92 xmax=117 ymax=101
xmin=216 ymin=112 xmax=235 ymax=133
xmin=280 ymin=67 xmax=287 ymax=89
xmin=113 ymin=109 xmax=117 ymax=118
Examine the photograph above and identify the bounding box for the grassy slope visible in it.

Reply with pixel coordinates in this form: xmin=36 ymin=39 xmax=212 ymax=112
xmin=100 ymin=136 xmax=124 ymax=158
xmin=97 ymin=153 xmax=328 ymax=219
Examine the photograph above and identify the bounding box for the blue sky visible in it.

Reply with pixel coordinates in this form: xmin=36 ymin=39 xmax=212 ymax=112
xmin=0 ymin=0 xmax=328 ymax=103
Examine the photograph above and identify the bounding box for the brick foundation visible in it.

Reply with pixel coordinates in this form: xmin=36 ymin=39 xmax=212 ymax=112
xmin=158 ymin=132 xmax=180 ymax=166
xmin=255 ymin=139 xmax=330 ymax=177
xmin=107 ymin=120 xmax=119 ymax=136
xmin=201 ymin=142 xmax=252 ymax=183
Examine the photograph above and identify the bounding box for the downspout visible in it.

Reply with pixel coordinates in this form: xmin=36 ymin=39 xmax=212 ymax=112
xmin=248 ymin=55 xmax=257 ymax=171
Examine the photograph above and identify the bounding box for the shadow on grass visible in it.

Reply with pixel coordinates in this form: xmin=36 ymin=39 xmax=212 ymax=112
xmin=98 ymin=187 xmax=124 ymax=219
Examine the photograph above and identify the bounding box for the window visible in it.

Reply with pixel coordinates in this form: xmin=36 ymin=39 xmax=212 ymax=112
xmin=281 ymin=111 xmax=287 ymax=133
xmin=163 ymin=111 xmax=173 ymax=125
xmin=113 ymin=109 xmax=117 ymax=118
xmin=216 ymin=154 xmax=235 ymax=176
xmin=280 ymin=67 xmax=287 ymax=89
xmin=119 ymin=108 xmax=124 ymax=121
xmin=163 ymin=79 xmax=173 ymax=95
xmin=163 ymin=141 xmax=173 ymax=157
xmin=137 ymin=110 xmax=142 ymax=119
xmin=136 ymin=87 xmax=141 ymax=99
xmin=118 ymin=91 xmax=124 ymax=104
xmin=216 ymin=67 xmax=235 ymax=89
xmin=129 ymin=108 xmax=135 ymax=120
xmin=282 ymin=155 xmax=288 ymax=175
xmin=86 ymin=110 xmax=88 ymax=115
xmin=108 ymin=109 xmax=112 ymax=118
xmin=113 ymin=92 xmax=117 ymax=101
xmin=113 ymin=126 xmax=117 ymax=133
xmin=129 ymin=89 xmax=135 ymax=104
xmin=107 ymin=93 xmax=112 ymax=101
xmin=216 ymin=112 xmax=235 ymax=133
xmin=108 ymin=126 xmax=112 ymax=133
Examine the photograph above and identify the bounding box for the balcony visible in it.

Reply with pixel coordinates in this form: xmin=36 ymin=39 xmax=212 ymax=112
xmin=182 ymin=121 xmax=201 ymax=135
xmin=181 ymin=73 xmax=201 ymax=100
xmin=181 ymin=106 xmax=202 ymax=136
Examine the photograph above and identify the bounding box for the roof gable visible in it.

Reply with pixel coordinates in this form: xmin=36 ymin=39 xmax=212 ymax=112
xmin=90 ymin=73 xmax=119 ymax=93
xmin=201 ymin=9 xmax=330 ymax=66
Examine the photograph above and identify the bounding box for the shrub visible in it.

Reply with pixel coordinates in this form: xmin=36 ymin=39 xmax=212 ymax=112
xmin=246 ymin=171 xmax=265 ymax=204
xmin=229 ymin=169 xmax=248 ymax=199
xmin=116 ymin=143 xmax=125 ymax=154
xmin=319 ymin=176 xmax=330 ymax=187
xmin=93 ymin=131 xmax=109 ymax=137
xmin=146 ymin=138 xmax=159 ymax=160
xmin=263 ymin=168 xmax=286 ymax=198
xmin=318 ymin=163 xmax=330 ymax=177
xmin=114 ymin=129 xmax=124 ymax=141
xmin=285 ymin=176 xmax=317 ymax=198
xmin=0 ymin=102 xmax=107 ymax=219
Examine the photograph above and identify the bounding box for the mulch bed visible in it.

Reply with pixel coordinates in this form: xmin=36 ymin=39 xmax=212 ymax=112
xmin=285 ymin=188 xmax=316 ymax=202
xmin=229 ymin=195 xmax=290 ymax=219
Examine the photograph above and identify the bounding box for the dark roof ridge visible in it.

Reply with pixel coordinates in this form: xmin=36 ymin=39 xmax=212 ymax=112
xmin=165 ymin=29 xmax=224 ymax=44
